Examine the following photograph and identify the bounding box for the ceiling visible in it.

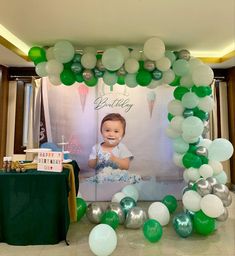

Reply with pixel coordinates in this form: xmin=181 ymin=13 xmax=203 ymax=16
xmin=0 ymin=0 xmax=235 ymax=68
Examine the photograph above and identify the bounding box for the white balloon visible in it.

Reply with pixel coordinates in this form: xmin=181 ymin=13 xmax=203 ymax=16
xmin=180 ymin=74 xmax=194 ymax=88
xmin=173 ymin=153 xmax=184 ymax=168
xmin=35 ymin=62 xmax=47 ymax=77
xmin=208 ymin=160 xmax=223 ymax=175
xmin=45 ymin=59 xmax=63 ymax=75
xmin=199 ymin=164 xmax=213 ymax=178
xmin=183 ymin=170 xmax=190 ymax=183
xmin=124 ymin=58 xmax=139 ymax=74
xmin=192 ymin=64 xmax=214 ymax=86
xmin=167 ymin=100 xmax=184 ymax=116
xmin=156 ymin=57 xmax=171 ymax=71
xmin=148 ymin=202 xmax=170 ymax=226
xmin=46 ymin=47 xmax=55 ymax=60
xmin=111 ymin=192 xmax=126 ymax=203
xmin=48 ymin=75 xmax=61 ymax=86
xmin=200 ymin=194 xmax=224 ymax=218
xmin=214 ymin=171 xmax=228 ymax=184
xmin=102 ymin=48 xmax=124 ymax=71
xmin=198 ymin=139 xmax=212 ymax=149
xmin=125 ymin=74 xmax=138 ymax=88
xmin=197 ymin=96 xmax=215 ymax=112
xmin=188 ymin=58 xmax=203 ymax=73
xmin=182 ymin=190 xmax=202 ymax=212
xmin=185 ymin=167 xmax=200 ymax=181
xmin=122 ymin=185 xmax=139 ymax=202
xmin=173 ymin=137 xmax=189 ymax=154
xmin=182 ymin=116 xmax=204 ymax=138
xmin=162 ymin=69 xmax=175 ymax=84
xmin=89 ymin=224 xmax=117 ymax=256
xmin=170 ymin=116 xmax=184 ymax=132
xmin=53 ymin=40 xmax=75 ymax=63
xmin=116 ymin=45 xmax=130 ymax=60
xmin=181 ymin=92 xmax=199 ymax=109
xmin=182 ymin=133 xmax=200 ymax=144
xmin=81 ymin=53 xmax=97 ymax=69
xmin=208 ymin=138 xmax=234 ymax=161
xmin=143 ymin=37 xmax=165 ymax=61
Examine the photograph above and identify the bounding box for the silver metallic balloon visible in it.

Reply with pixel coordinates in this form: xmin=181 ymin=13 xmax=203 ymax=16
xmin=183 ymin=109 xmax=194 ymax=118
xmin=86 ymin=203 xmax=103 ymax=224
xmin=195 ymin=178 xmax=212 ymax=196
xmin=96 ymin=59 xmax=106 ymax=71
xmin=206 ymin=177 xmax=218 ymax=187
xmin=212 ymin=184 xmax=229 ymax=200
xmin=82 ymin=69 xmax=94 ymax=81
xmin=222 ymin=192 xmax=232 ymax=207
xmin=144 ymin=60 xmax=155 ymax=71
xmin=178 ymin=49 xmax=191 ymax=61
xmin=195 ymin=146 xmax=208 ymax=157
xmin=106 ymin=202 xmax=125 ymax=224
xmin=216 ymin=207 xmax=228 ymax=222
xmin=116 ymin=66 xmax=126 ymax=76
xmin=124 ymin=207 xmax=147 ymax=229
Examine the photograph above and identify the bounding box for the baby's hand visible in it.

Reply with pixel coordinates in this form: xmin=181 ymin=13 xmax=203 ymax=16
xmin=97 ymin=151 xmax=111 ymax=162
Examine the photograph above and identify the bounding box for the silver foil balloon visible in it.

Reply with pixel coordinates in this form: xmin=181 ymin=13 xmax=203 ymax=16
xmin=86 ymin=203 xmax=103 ymax=224
xmin=82 ymin=69 xmax=94 ymax=81
xmin=178 ymin=49 xmax=191 ymax=61
xmin=96 ymin=59 xmax=106 ymax=71
xmin=212 ymin=184 xmax=230 ymax=200
xmin=116 ymin=66 xmax=126 ymax=76
xmin=222 ymin=192 xmax=232 ymax=207
xmin=106 ymin=202 xmax=125 ymax=224
xmin=144 ymin=60 xmax=155 ymax=71
xmin=124 ymin=207 xmax=147 ymax=229
xmin=195 ymin=146 xmax=208 ymax=157
xmin=195 ymin=178 xmax=212 ymax=196
xmin=206 ymin=177 xmax=218 ymax=187
xmin=183 ymin=109 xmax=194 ymax=118
xmin=216 ymin=207 xmax=229 ymax=222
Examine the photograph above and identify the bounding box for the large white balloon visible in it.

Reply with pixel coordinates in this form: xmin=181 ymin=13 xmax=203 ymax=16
xmin=197 ymin=96 xmax=215 ymax=112
xmin=35 ymin=62 xmax=47 ymax=77
xmin=167 ymin=100 xmax=184 ymax=116
xmin=143 ymin=37 xmax=165 ymax=61
xmin=111 ymin=192 xmax=126 ymax=203
xmin=170 ymin=116 xmax=184 ymax=132
xmin=182 ymin=116 xmax=204 ymax=138
xmin=148 ymin=202 xmax=170 ymax=226
xmin=156 ymin=57 xmax=171 ymax=71
xmin=89 ymin=224 xmax=117 ymax=256
xmin=124 ymin=58 xmax=139 ymax=73
xmin=182 ymin=190 xmax=202 ymax=212
xmin=208 ymin=138 xmax=234 ymax=161
xmin=199 ymin=164 xmax=213 ymax=178
xmin=116 ymin=45 xmax=130 ymax=60
xmin=208 ymin=160 xmax=223 ymax=175
xmin=181 ymin=92 xmax=199 ymax=109
xmin=81 ymin=53 xmax=97 ymax=69
xmin=102 ymin=48 xmax=124 ymax=71
xmin=53 ymin=40 xmax=75 ymax=63
xmin=200 ymin=194 xmax=224 ymax=218
xmin=185 ymin=167 xmax=200 ymax=181
xmin=192 ymin=64 xmax=214 ymax=86
xmin=45 ymin=59 xmax=63 ymax=75
xmin=162 ymin=69 xmax=175 ymax=84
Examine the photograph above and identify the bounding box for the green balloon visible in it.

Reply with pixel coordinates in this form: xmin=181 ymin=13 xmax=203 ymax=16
xmin=199 ymin=155 xmax=209 ymax=164
xmin=143 ymin=219 xmax=163 ymax=243
xmin=192 ymin=86 xmax=212 ymax=97
xmin=194 ymin=108 xmax=209 ymax=121
xmin=63 ymin=61 xmax=73 ymax=70
xmin=76 ymin=197 xmax=87 ymax=222
xmin=161 ymin=195 xmax=177 ymax=213
xmin=173 ymin=213 xmax=193 ymax=238
xmin=75 ymin=73 xmax=84 ymax=83
xmin=84 ymin=76 xmax=98 ymax=87
xmin=120 ymin=197 xmax=136 ymax=216
xmin=96 ymin=54 xmax=102 ymax=59
xmin=193 ymin=210 xmax=215 ymax=236
xmin=60 ymin=69 xmax=76 ymax=86
xmin=101 ymin=210 xmax=119 ymax=230
xmin=136 ymin=70 xmax=152 ymax=86
xmin=182 ymin=152 xmax=202 ymax=168
xmin=183 ymin=109 xmax=194 ymax=118
xmin=117 ymin=75 xmax=125 ymax=85
xmin=28 ymin=46 xmax=47 ymax=64
xmin=170 ymin=75 xmax=181 ymax=86
xmin=187 ymin=144 xmax=197 ymax=154
xmin=138 ymin=60 xmax=144 ymax=69
xmin=173 ymin=87 xmax=190 ymax=100
xmin=73 ymin=53 xmax=82 ymax=63
xmin=167 ymin=113 xmax=174 ymax=121
xmin=71 ymin=62 xmax=83 ymax=74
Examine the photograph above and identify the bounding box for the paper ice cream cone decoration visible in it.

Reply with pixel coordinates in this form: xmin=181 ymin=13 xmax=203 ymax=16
xmin=78 ymin=84 xmax=88 ymax=112
xmin=147 ymin=91 xmax=156 ymax=118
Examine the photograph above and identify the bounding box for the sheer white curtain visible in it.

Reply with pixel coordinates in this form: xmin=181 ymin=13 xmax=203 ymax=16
xmin=25 ymin=78 xmax=42 ymax=160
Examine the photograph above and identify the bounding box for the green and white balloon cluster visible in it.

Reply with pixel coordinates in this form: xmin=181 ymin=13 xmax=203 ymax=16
xmin=28 ymin=37 xmax=200 ymax=87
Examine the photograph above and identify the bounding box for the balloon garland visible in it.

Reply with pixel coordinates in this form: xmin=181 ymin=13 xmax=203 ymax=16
xmin=30 ymin=37 xmax=234 ymax=250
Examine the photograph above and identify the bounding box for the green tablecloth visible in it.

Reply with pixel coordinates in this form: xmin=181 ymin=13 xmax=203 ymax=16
xmin=0 ymin=169 xmax=70 ymax=245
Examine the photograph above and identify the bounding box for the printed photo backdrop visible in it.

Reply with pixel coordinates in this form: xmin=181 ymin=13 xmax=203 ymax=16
xmin=43 ymin=77 xmax=184 ymax=200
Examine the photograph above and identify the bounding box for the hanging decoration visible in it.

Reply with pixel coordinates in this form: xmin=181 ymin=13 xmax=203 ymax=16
xmin=29 ymin=37 xmax=234 ymax=240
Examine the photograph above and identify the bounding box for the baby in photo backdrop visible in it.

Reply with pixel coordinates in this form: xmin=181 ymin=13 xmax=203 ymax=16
xmin=88 ymin=113 xmax=133 ymax=171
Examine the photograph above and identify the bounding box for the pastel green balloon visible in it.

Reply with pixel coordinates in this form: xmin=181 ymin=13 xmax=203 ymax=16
xmin=102 ymin=48 xmax=124 ymax=71
xmin=182 ymin=92 xmax=199 ymax=108
xmin=143 ymin=219 xmax=163 ymax=243
xmin=172 ymin=59 xmax=189 ymax=76
xmin=165 ymin=50 xmax=176 ymax=64
xmin=53 ymin=40 xmax=75 ymax=63
xmin=125 ymin=74 xmax=138 ymax=88
xmin=101 ymin=211 xmax=119 ymax=230
xmin=103 ymin=71 xmax=118 ymax=86
xmin=76 ymin=197 xmax=87 ymax=222
xmin=173 ymin=137 xmax=189 ymax=154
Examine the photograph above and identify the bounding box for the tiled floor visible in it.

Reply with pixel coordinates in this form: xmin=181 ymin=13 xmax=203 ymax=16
xmin=0 ymin=192 xmax=234 ymax=256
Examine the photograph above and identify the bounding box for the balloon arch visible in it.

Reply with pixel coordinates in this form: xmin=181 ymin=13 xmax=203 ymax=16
xmin=29 ymin=38 xmax=233 ymax=243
